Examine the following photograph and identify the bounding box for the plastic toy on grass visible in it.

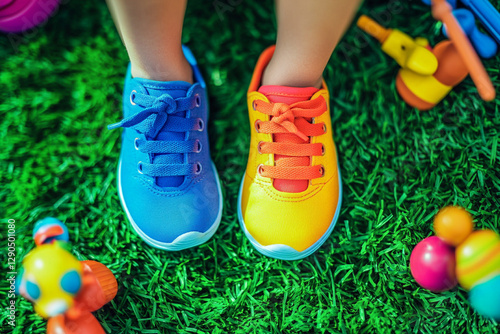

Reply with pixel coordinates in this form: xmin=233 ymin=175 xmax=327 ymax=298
xmin=422 ymin=0 xmax=457 ymax=5
xmin=357 ymin=2 xmax=495 ymax=110
xmin=455 ymin=229 xmax=500 ymax=291
xmin=460 ymin=0 xmax=500 ymax=45
xmin=0 ymin=0 xmax=60 ymax=33
xmin=16 ymin=217 xmax=118 ymax=334
xmin=357 ymin=15 xmax=467 ymax=110
xmin=433 ymin=206 xmax=473 ymax=246
xmin=421 ymin=0 xmax=498 ymax=58
xmin=410 ymin=236 xmax=458 ymax=292
xmin=423 ymin=0 xmax=500 ymax=46
xmin=357 ymin=15 xmax=438 ymax=75
xmin=33 ymin=217 xmax=70 ymax=245
xmin=431 ymin=0 xmax=495 ymax=102
xmin=410 ymin=206 xmax=500 ymax=322
xmin=469 ymin=275 xmax=500 ymax=321
xmin=443 ymin=8 xmax=497 ymax=59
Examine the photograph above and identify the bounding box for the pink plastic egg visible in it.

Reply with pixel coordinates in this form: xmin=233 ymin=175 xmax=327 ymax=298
xmin=410 ymin=236 xmax=458 ymax=292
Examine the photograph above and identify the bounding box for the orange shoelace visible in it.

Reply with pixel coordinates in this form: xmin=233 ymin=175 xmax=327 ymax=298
xmin=254 ymin=96 xmax=328 ymax=180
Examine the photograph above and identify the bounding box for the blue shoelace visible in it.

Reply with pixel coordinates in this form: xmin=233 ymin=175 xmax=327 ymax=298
xmin=108 ymin=92 xmax=203 ymax=177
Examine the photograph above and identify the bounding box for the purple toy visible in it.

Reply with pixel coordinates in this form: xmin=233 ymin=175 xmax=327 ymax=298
xmin=410 ymin=236 xmax=458 ymax=292
xmin=0 ymin=0 xmax=60 ymax=33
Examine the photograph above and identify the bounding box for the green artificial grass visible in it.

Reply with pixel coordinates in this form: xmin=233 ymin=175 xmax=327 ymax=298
xmin=1 ymin=0 xmax=500 ymax=333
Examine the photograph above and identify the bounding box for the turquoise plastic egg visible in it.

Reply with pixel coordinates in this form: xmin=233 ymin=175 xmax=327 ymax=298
xmin=469 ymin=274 xmax=500 ymax=321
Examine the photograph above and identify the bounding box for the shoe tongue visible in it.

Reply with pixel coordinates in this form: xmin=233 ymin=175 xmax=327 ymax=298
xmin=258 ymin=85 xmax=319 ymax=104
xmin=139 ymin=80 xmax=192 ymax=188
xmin=138 ymin=80 xmax=192 ymax=98
xmin=257 ymin=85 xmax=319 ymax=193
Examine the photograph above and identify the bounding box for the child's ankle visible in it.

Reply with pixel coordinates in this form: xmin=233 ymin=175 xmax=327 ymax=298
xmin=261 ymin=59 xmax=322 ymax=88
xmin=131 ymin=56 xmax=193 ymax=83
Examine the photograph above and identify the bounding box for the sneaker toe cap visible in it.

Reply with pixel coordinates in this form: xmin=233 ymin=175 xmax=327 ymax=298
xmin=121 ymin=173 xmax=221 ymax=245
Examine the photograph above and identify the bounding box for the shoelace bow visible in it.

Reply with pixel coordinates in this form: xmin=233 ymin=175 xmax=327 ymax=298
xmin=108 ymin=92 xmax=202 ymax=177
xmin=254 ymin=97 xmax=328 ymax=180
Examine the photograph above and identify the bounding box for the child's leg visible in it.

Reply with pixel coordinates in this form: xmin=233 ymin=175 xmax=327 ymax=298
xmin=262 ymin=0 xmax=362 ymax=88
xmin=239 ymin=1 xmax=362 ymax=260
xmin=106 ymin=0 xmax=192 ymax=82
xmin=106 ymin=1 xmax=223 ymax=251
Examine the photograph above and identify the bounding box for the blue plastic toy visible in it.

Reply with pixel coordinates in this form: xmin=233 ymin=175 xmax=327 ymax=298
xmin=461 ymin=0 xmax=500 ymax=45
xmin=32 ymin=217 xmax=69 ymax=245
xmin=422 ymin=0 xmax=457 ymax=6
xmin=422 ymin=0 xmax=500 ymax=58
xmin=443 ymin=9 xmax=498 ymax=58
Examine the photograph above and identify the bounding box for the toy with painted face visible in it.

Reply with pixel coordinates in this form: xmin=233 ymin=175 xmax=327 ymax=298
xmin=16 ymin=218 xmax=118 ymax=334
xmin=16 ymin=242 xmax=83 ymax=318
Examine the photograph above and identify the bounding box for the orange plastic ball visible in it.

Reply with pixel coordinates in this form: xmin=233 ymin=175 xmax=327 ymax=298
xmin=433 ymin=206 xmax=474 ymax=246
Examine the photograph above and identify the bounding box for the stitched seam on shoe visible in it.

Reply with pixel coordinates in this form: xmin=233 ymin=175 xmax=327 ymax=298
xmin=265 ymin=92 xmax=317 ymax=98
xmin=246 ymin=173 xmax=317 ymax=199
xmin=137 ymin=174 xmax=206 ymax=197
xmin=258 ymin=181 xmax=323 ymax=203
xmin=245 ymin=173 xmax=334 ymax=202
xmin=142 ymin=84 xmax=192 ymax=91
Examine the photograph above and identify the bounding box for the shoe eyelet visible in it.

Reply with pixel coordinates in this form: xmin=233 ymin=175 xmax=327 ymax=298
xmin=319 ymin=165 xmax=325 ymax=177
xmin=321 ymin=144 xmax=325 ymax=156
xmin=322 ymin=123 xmax=327 ymax=134
xmin=254 ymin=120 xmax=261 ymax=133
xmin=252 ymin=100 xmax=258 ymax=111
xmin=137 ymin=161 xmax=144 ymax=174
xmin=195 ymin=162 xmax=202 ymax=175
xmin=197 ymin=118 xmax=205 ymax=132
xmin=130 ymin=90 xmax=137 ymax=106
xmin=134 ymin=138 xmax=140 ymax=151
xmin=194 ymin=139 xmax=202 ymax=153
xmin=257 ymin=141 xmax=264 ymax=154
xmin=257 ymin=164 xmax=265 ymax=176
xmin=194 ymin=93 xmax=201 ymax=107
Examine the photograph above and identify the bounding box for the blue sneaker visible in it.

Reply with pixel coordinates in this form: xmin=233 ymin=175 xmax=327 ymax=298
xmin=108 ymin=46 xmax=223 ymax=251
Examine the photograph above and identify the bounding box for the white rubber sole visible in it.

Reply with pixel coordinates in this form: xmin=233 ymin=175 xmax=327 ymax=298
xmin=118 ymin=160 xmax=223 ymax=251
xmin=237 ymin=169 xmax=343 ymax=260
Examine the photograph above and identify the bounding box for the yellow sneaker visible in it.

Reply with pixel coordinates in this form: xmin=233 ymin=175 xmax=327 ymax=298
xmin=237 ymin=46 xmax=343 ymax=260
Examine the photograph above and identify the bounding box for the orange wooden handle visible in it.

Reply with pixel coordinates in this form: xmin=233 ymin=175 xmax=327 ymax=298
xmin=357 ymin=15 xmax=391 ymax=43
xmin=431 ymin=0 xmax=495 ymax=101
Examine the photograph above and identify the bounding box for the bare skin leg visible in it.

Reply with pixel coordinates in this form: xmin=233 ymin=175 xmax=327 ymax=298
xmin=262 ymin=0 xmax=362 ymax=88
xmin=106 ymin=0 xmax=192 ymax=83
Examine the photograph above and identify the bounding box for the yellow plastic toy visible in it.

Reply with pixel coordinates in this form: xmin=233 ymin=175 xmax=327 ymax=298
xmin=357 ymin=15 xmax=470 ymax=110
xmin=17 ymin=242 xmax=83 ymax=319
xmin=357 ymin=10 xmax=496 ymax=110
xmin=358 ymin=15 xmax=439 ymax=75
xmin=16 ymin=217 xmax=118 ymax=334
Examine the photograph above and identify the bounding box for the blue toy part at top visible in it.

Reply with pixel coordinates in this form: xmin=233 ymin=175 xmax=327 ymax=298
xmin=421 ymin=0 xmax=457 ymax=7
xmin=443 ymin=8 xmax=498 ymax=58
xmin=461 ymin=0 xmax=500 ymax=45
xmin=33 ymin=217 xmax=69 ymax=246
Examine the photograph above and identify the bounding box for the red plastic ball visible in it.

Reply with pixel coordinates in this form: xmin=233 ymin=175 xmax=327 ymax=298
xmin=410 ymin=236 xmax=457 ymax=292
